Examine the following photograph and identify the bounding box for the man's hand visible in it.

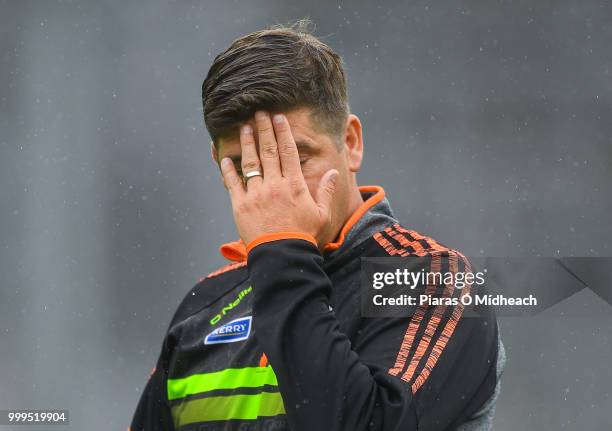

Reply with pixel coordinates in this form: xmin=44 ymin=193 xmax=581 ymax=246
xmin=220 ymin=111 xmax=339 ymax=248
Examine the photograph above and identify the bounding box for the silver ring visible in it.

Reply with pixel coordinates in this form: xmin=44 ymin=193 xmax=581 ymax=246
xmin=244 ymin=170 xmax=262 ymax=181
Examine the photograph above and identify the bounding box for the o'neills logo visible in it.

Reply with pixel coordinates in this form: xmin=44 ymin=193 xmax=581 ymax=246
xmin=204 ymin=316 xmax=252 ymax=345
xmin=209 ymin=286 xmax=253 ymax=325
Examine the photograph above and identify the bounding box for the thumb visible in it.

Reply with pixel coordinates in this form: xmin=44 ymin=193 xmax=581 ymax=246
xmin=315 ymin=169 xmax=339 ymax=219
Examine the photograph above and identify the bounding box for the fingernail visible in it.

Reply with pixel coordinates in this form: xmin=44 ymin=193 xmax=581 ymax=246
xmin=273 ymin=114 xmax=284 ymax=124
xmin=255 ymin=110 xmax=267 ymax=120
xmin=241 ymin=124 xmax=253 ymax=135
xmin=221 ymin=157 xmax=231 ymax=167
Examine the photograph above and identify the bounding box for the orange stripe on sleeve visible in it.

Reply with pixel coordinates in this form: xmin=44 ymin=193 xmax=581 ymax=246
xmin=373 ymin=232 xmax=410 ymax=257
xmin=390 ymin=253 xmax=442 ymax=380
xmin=410 ymin=253 xmax=472 ymax=393
xmin=385 ymin=227 xmax=429 ymax=256
xmin=376 ymin=225 xmax=470 ymax=392
xmin=394 ymin=224 xmax=449 ymax=252
xmin=401 ymin=252 xmax=456 ymax=385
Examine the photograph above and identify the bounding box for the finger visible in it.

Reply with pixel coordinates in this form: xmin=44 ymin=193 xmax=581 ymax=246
xmin=220 ymin=157 xmax=246 ymax=199
xmin=315 ymin=169 xmax=339 ymax=220
xmin=239 ymin=124 xmax=262 ymax=188
xmin=272 ymin=113 xmax=302 ymax=179
xmin=255 ymin=111 xmax=281 ymax=179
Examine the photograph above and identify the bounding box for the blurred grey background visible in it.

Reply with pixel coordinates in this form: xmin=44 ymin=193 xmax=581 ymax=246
xmin=1 ymin=0 xmax=611 ymax=429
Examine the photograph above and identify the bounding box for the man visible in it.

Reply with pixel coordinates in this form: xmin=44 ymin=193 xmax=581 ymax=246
xmin=131 ymin=23 xmax=504 ymax=431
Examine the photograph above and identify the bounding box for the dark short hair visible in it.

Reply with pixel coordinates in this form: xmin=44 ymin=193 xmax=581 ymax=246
xmin=202 ymin=20 xmax=349 ymax=144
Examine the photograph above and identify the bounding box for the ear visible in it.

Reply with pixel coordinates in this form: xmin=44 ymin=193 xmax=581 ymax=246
xmin=210 ymin=141 xmax=218 ymax=163
xmin=342 ymin=114 xmax=364 ymax=172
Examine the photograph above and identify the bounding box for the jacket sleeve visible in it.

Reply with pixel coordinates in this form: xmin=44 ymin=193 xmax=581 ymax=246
xmin=247 ymin=236 xmax=499 ymax=431
xmin=130 ymin=342 xmax=175 ymax=431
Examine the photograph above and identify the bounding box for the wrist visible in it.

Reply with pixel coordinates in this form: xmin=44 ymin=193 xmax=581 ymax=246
xmin=246 ymin=231 xmax=318 ymax=255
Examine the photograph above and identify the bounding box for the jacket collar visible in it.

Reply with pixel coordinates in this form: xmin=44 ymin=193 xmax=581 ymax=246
xmin=218 ymin=185 xmax=397 ymax=262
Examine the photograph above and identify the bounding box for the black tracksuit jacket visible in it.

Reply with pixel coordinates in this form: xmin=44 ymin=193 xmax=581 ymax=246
xmin=131 ymin=185 xmax=502 ymax=431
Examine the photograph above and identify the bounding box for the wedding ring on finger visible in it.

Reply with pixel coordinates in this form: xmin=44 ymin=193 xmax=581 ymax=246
xmin=244 ymin=170 xmax=262 ymax=183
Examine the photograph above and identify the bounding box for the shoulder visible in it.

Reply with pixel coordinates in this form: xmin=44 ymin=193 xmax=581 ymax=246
xmin=202 ymin=260 xmax=247 ymax=280
xmin=370 ymin=222 xmax=468 ymax=262
xmin=168 ymin=260 xmax=248 ymax=327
